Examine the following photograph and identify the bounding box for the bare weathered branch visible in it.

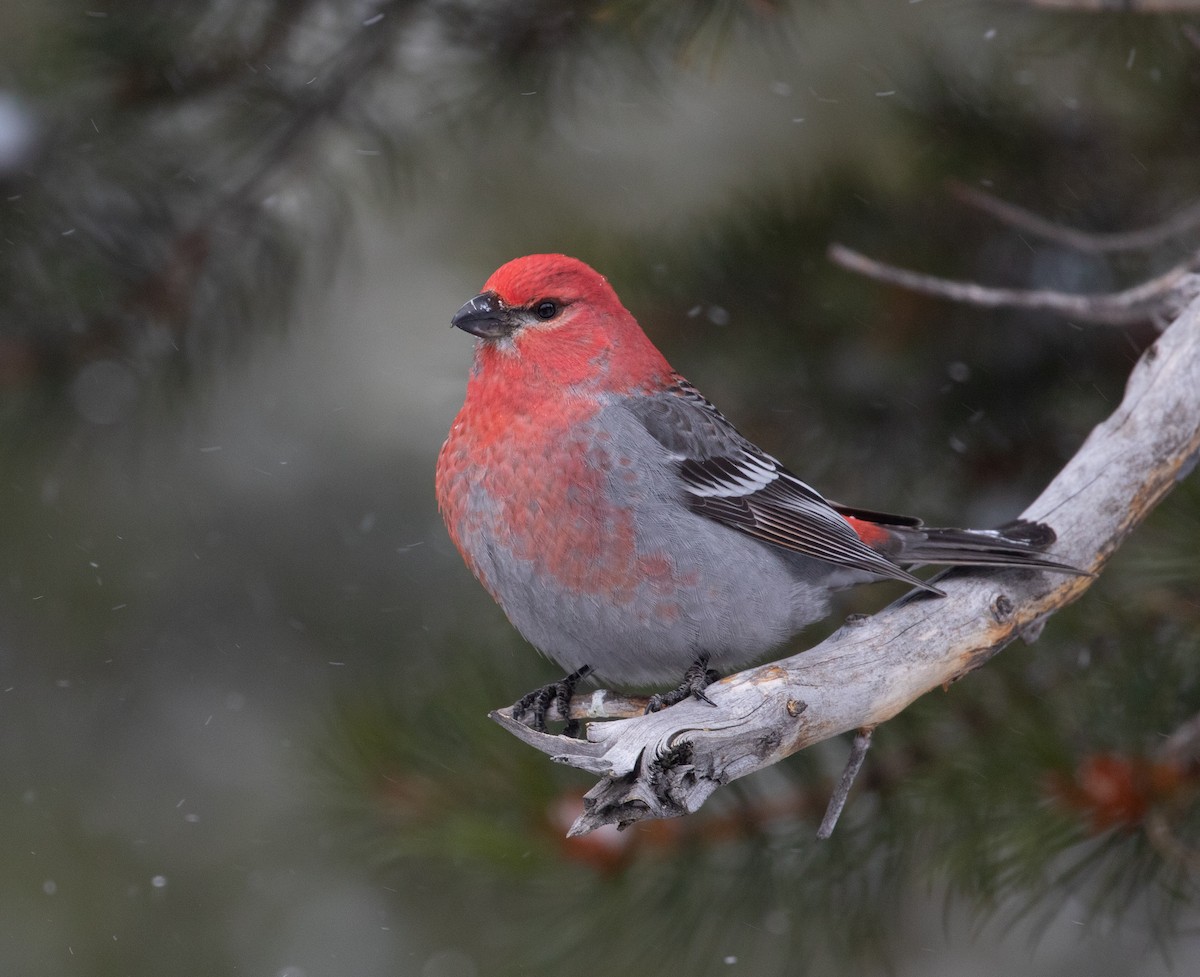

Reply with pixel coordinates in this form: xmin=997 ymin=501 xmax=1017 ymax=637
xmin=827 ymin=243 xmax=1199 ymax=325
xmin=491 ymin=277 xmax=1200 ymax=836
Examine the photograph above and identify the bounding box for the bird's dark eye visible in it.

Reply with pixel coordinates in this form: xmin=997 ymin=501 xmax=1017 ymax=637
xmin=535 ymin=301 xmax=558 ymax=320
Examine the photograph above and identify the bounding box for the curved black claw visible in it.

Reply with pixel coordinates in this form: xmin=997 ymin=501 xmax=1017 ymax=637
xmin=512 ymin=665 xmax=592 ymax=737
xmin=646 ymin=654 xmax=720 ymax=714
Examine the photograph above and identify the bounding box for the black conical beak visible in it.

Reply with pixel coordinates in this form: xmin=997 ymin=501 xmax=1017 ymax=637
xmin=451 ymin=291 xmax=516 ymax=340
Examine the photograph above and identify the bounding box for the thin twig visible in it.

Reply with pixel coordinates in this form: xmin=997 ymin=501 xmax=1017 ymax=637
xmin=827 ymin=243 xmax=1200 ymax=325
xmin=1157 ymin=710 xmax=1200 ymax=767
xmin=817 ymin=727 xmax=875 ymax=839
xmin=949 ymin=182 xmax=1200 ymax=255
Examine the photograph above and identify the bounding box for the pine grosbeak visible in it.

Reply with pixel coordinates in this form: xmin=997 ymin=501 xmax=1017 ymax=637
xmin=436 ymin=254 xmax=1076 ymax=723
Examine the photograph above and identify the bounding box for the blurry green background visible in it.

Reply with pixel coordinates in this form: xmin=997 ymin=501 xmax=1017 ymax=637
xmin=2 ymin=2 xmax=1199 ymax=975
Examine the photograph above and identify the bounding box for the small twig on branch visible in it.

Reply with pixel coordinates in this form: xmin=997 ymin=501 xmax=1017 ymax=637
xmin=817 ymin=727 xmax=875 ymax=839
xmin=491 ymin=276 xmax=1200 ymax=837
xmin=827 ymin=243 xmax=1200 ymax=325
xmin=948 ymin=181 xmax=1200 ymax=255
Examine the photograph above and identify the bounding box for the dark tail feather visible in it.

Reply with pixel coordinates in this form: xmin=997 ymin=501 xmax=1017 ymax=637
xmin=891 ymin=519 xmax=1085 ymax=575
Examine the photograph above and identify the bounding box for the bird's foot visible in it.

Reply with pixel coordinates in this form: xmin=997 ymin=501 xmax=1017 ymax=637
xmin=512 ymin=665 xmax=592 ymax=737
xmin=646 ymin=654 xmax=720 ymax=713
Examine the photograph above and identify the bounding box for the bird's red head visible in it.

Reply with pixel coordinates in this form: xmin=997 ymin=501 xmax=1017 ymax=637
xmin=451 ymin=254 xmax=673 ymax=393
xmin=484 ymin=254 xmax=624 ymax=317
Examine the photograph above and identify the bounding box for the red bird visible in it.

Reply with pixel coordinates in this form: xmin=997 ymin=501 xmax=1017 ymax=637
xmin=436 ymin=254 xmax=1077 ymax=730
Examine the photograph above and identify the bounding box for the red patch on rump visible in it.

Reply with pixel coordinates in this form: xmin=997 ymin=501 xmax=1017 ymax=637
xmin=843 ymin=515 xmax=890 ymax=549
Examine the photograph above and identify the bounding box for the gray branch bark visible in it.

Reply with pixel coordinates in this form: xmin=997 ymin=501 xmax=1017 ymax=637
xmin=492 ymin=277 xmax=1200 ymax=837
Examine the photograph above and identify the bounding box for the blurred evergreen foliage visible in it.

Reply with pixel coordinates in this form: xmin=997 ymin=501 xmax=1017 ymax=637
xmin=2 ymin=2 xmax=1200 ymax=976
xmin=0 ymin=0 xmax=774 ymax=378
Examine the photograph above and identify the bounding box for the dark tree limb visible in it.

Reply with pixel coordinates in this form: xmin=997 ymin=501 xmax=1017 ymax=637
xmin=491 ymin=276 xmax=1200 ymax=837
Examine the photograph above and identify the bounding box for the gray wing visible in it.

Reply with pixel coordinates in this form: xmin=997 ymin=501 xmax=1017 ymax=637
xmin=624 ymin=378 xmax=934 ymax=591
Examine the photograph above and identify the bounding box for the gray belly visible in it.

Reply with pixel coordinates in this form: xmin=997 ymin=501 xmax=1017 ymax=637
xmin=472 ymin=490 xmax=833 ymax=685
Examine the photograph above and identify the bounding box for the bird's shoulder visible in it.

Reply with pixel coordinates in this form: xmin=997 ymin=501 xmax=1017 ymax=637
xmin=621 ymin=376 xmax=825 ymax=507
xmin=621 ymin=375 xmax=752 ymax=459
